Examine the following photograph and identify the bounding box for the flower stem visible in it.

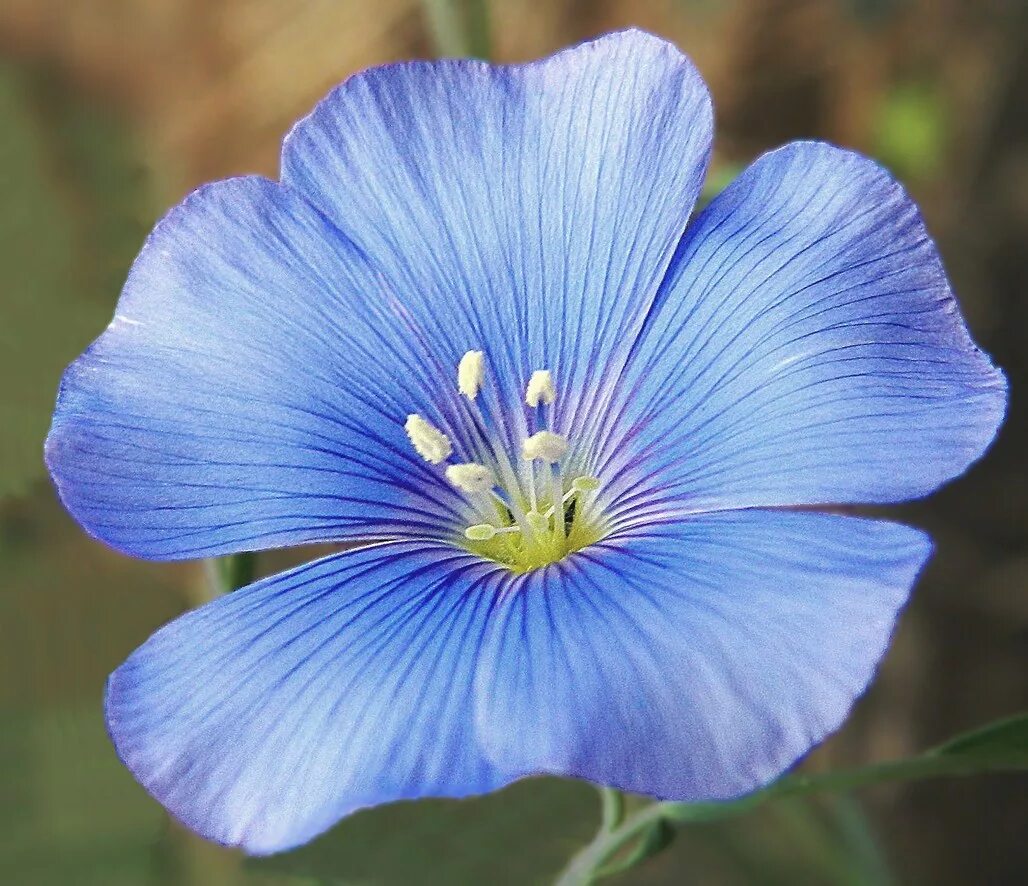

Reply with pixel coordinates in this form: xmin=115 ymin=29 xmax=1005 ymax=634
xmin=554 ymin=798 xmax=669 ymax=886
xmin=420 ymin=0 xmax=491 ymax=59
xmin=203 ymin=552 xmax=256 ymax=599
xmin=599 ymin=786 xmax=625 ymax=832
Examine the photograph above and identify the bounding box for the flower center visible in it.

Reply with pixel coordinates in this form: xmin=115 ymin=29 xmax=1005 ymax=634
xmin=404 ymin=350 xmax=604 ymax=572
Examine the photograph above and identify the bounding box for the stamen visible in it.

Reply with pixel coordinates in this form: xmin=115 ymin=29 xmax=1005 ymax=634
xmin=404 ymin=414 xmax=452 ymax=464
xmin=404 ymin=351 xmax=603 ymax=571
xmin=458 ymin=350 xmax=485 ymax=400
xmin=522 ymin=430 xmax=568 ymax=463
xmin=525 ymin=369 xmax=556 ymax=407
xmin=445 ymin=462 xmax=496 ymax=494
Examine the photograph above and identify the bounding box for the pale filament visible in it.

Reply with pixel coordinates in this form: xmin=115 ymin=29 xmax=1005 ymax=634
xmin=404 ymin=349 xmax=601 ymax=562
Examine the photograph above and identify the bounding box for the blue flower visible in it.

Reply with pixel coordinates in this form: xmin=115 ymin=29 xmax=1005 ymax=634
xmin=45 ymin=30 xmax=1005 ymax=855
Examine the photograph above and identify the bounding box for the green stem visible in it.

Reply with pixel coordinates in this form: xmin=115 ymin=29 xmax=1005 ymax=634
xmin=203 ymin=552 xmax=256 ymax=598
xmin=420 ymin=0 xmax=491 ymax=59
xmin=554 ymin=801 xmax=668 ymax=886
xmin=596 ymin=817 xmax=674 ymax=880
xmin=599 ymin=787 xmax=625 ymax=832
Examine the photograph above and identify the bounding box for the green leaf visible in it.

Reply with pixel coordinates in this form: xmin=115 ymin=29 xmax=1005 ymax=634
xmin=0 ymin=63 xmax=154 ymax=499
xmin=665 ymin=712 xmax=1028 ymax=823
xmin=931 ymin=712 xmax=1028 ymax=758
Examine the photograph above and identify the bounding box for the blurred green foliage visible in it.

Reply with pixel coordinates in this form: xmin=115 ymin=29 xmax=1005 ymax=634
xmin=1 ymin=0 xmax=1025 ymax=882
xmin=0 ymin=62 xmax=154 ymax=498
xmin=2 ymin=481 xmax=174 ymax=883
xmin=872 ymin=82 xmax=948 ymax=182
xmin=256 ymin=779 xmax=599 ymax=885
xmin=1 ymin=702 xmax=164 ymax=885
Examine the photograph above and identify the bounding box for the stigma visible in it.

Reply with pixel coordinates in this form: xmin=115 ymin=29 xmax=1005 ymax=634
xmin=402 ymin=351 xmax=604 ymax=571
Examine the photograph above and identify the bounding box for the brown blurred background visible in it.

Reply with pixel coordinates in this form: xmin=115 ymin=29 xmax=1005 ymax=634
xmin=1 ymin=1 xmax=1025 ymax=883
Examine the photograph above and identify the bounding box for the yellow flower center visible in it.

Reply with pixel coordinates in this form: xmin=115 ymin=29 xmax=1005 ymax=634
xmin=404 ymin=350 xmax=604 ymax=572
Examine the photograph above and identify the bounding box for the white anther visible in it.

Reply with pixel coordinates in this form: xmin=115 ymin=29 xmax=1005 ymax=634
xmin=522 ymin=430 xmax=568 ymax=463
xmin=405 ymin=414 xmax=452 ymax=464
xmin=446 ymin=462 xmax=496 ymax=494
xmin=525 ymin=369 xmax=556 ymax=407
xmin=458 ymin=350 xmax=485 ymax=400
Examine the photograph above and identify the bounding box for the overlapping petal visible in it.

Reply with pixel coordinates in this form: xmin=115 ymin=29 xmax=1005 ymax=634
xmin=45 ymin=177 xmax=473 ymax=559
xmin=105 ymin=541 xmax=508 ymax=855
xmin=600 ymin=142 xmax=1006 ymax=522
xmin=282 ymin=29 xmax=713 ymax=436
xmin=476 ymin=510 xmax=930 ymax=801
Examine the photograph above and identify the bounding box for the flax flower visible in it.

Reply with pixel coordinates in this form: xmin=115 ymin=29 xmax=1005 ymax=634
xmin=45 ymin=30 xmax=1005 ymax=854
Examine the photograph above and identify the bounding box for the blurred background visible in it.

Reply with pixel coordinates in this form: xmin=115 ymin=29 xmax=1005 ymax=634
xmin=1 ymin=0 xmax=1025 ymax=883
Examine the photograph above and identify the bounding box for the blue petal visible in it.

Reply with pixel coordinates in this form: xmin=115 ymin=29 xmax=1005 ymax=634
xmin=105 ymin=541 xmax=510 ymax=855
xmin=45 ymin=177 xmax=473 ymax=559
xmin=282 ymin=30 xmax=712 ymax=420
xmin=475 ymin=511 xmax=930 ymax=801
xmin=604 ymin=142 xmax=1006 ymax=520
xmin=109 ymin=512 xmax=929 ymax=849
